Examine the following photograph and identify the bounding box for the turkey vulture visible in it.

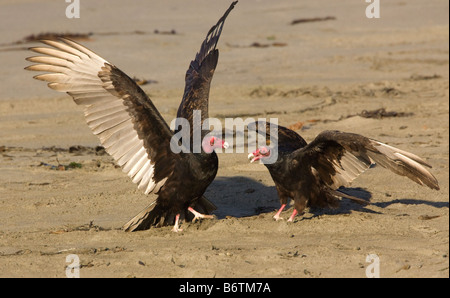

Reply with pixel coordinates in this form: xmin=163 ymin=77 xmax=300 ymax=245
xmin=25 ymin=1 xmax=238 ymax=232
xmin=247 ymin=121 xmax=440 ymax=221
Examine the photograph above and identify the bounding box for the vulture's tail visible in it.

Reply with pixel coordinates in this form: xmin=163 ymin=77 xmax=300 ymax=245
xmin=122 ymin=196 xmax=216 ymax=232
xmin=331 ymin=189 xmax=370 ymax=205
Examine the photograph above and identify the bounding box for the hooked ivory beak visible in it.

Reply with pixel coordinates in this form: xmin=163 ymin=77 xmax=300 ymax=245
xmin=222 ymin=141 xmax=229 ymax=149
xmin=248 ymin=150 xmax=261 ymax=163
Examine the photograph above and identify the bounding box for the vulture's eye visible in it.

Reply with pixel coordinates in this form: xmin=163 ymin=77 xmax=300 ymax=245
xmin=260 ymin=147 xmax=270 ymax=155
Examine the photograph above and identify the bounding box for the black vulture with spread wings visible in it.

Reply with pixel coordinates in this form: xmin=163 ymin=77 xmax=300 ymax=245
xmin=26 ymin=1 xmax=238 ymax=232
xmin=248 ymin=121 xmax=440 ymax=221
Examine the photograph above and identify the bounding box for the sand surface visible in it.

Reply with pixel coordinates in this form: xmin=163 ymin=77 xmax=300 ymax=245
xmin=0 ymin=0 xmax=448 ymax=278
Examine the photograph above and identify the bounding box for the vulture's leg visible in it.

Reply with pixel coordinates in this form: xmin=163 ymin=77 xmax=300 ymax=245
xmin=188 ymin=207 xmax=214 ymax=222
xmin=288 ymin=193 xmax=308 ymax=222
xmin=273 ymin=204 xmax=287 ymax=221
xmin=171 ymin=214 xmax=183 ymax=232
xmin=287 ymin=209 xmax=298 ymax=222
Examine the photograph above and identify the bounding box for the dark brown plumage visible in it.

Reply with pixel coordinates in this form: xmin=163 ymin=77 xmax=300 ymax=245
xmin=26 ymin=1 xmax=238 ymax=232
xmin=248 ymin=121 xmax=440 ymax=221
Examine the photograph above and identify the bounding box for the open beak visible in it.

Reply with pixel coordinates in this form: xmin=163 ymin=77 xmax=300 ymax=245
xmin=248 ymin=150 xmax=261 ymax=163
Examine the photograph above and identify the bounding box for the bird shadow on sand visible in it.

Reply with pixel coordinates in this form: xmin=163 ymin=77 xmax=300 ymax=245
xmin=205 ymin=176 xmax=279 ymax=219
xmin=304 ymin=194 xmax=449 ymax=221
xmin=206 ymin=177 xmax=448 ymax=220
xmin=206 ymin=176 xmax=373 ymax=219
xmin=372 ymin=198 xmax=449 ymax=209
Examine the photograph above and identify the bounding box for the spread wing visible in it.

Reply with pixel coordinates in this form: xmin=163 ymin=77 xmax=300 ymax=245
xmin=26 ymin=38 xmax=178 ymax=195
xmin=292 ymin=130 xmax=440 ymax=190
xmin=176 ymin=1 xmax=237 ymax=135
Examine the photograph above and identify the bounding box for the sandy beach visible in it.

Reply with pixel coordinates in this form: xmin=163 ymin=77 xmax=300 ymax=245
xmin=0 ymin=0 xmax=448 ymax=278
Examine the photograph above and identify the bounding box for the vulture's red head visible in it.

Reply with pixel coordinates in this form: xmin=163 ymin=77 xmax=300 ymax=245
xmin=202 ymin=136 xmax=229 ymax=153
xmin=248 ymin=146 xmax=271 ymax=163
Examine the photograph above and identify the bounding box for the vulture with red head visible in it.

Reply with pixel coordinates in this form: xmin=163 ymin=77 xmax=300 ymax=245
xmin=248 ymin=121 xmax=440 ymax=222
xmin=26 ymin=1 xmax=238 ymax=232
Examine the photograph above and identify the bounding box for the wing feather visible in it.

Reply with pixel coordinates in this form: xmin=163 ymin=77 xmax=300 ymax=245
xmin=26 ymin=38 xmax=177 ymax=195
xmin=85 ymin=104 xmax=129 ymax=124
xmin=294 ymin=130 xmax=439 ymax=190
xmin=126 ymin=150 xmax=149 ymax=178
xmin=176 ymin=1 xmax=237 ymax=133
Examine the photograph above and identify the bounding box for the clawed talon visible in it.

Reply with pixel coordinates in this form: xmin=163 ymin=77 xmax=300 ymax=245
xmin=188 ymin=207 xmax=214 ymax=223
xmin=287 ymin=209 xmax=299 ymax=222
xmin=192 ymin=214 xmax=214 ymax=223
xmin=172 ymin=208 xmax=214 ymax=231
xmin=172 ymin=226 xmax=183 ymax=232
xmin=273 ymin=204 xmax=286 ymax=221
xmin=273 ymin=214 xmax=284 ymax=221
xmin=172 ymin=214 xmax=183 ymax=232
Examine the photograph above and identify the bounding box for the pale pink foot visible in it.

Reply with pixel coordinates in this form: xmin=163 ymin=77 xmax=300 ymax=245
xmin=273 ymin=204 xmax=287 ymax=221
xmin=171 ymin=214 xmax=183 ymax=232
xmin=188 ymin=207 xmax=214 ymax=223
xmin=287 ymin=209 xmax=298 ymax=222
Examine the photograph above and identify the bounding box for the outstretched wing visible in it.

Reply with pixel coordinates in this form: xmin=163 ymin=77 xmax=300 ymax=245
xmin=293 ymin=130 xmax=440 ymax=190
xmin=248 ymin=120 xmax=307 ymax=152
xmin=176 ymin=1 xmax=237 ymax=134
xmin=26 ymin=38 xmax=178 ymax=195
